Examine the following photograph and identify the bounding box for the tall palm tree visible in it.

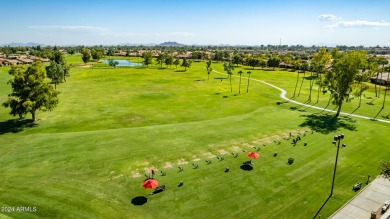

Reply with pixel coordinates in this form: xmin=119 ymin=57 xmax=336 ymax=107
xmin=378 ymin=58 xmax=389 ymax=98
xmin=238 ymin=70 xmax=243 ymax=94
xmin=382 ymin=69 xmax=390 ymax=109
xmin=354 ymin=70 xmax=370 ymax=108
xmin=223 ymin=62 xmax=234 ymax=92
xmin=307 ymin=64 xmax=315 ymax=103
xmin=246 ymin=71 xmax=251 ymax=93
xmin=297 ymin=61 xmax=308 ymax=98
xmin=292 ymin=66 xmax=300 ymax=98
xmin=206 ymin=59 xmax=212 ymax=80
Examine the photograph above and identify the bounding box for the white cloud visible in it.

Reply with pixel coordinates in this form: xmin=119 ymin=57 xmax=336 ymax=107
xmin=318 ymin=14 xmax=340 ymax=21
xmin=324 ymin=20 xmax=390 ymax=29
xmin=28 ymin=25 xmax=108 ymax=32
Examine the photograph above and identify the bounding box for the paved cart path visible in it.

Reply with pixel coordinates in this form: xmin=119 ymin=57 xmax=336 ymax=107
xmin=212 ymin=70 xmax=390 ymax=124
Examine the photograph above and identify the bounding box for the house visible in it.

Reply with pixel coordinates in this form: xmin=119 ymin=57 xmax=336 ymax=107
xmin=176 ymin=52 xmax=192 ymax=59
xmin=113 ymin=51 xmax=127 ymax=56
xmin=2 ymin=59 xmax=22 ymax=65
xmin=17 ymin=58 xmax=34 ymax=64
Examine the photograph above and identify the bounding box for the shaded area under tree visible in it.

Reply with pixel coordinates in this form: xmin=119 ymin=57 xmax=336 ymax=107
xmin=0 ymin=119 xmax=37 ymax=135
xmin=299 ymin=114 xmax=357 ymax=134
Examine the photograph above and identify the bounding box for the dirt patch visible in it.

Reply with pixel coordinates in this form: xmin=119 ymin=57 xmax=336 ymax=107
xmin=202 ymin=152 xmax=216 ymax=159
xmin=76 ymin=65 xmax=92 ymax=68
xmin=144 ymin=167 xmax=157 ymax=174
xmin=177 ymin=159 xmax=188 ymax=165
xmin=164 ymin=162 xmax=173 ymax=169
xmin=218 ymin=149 xmax=229 ymax=155
xmin=242 ymin=143 xmax=253 ymax=148
xmin=231 ymin=146 xmax=242 ymax=152
xmin=192 ymin=158 xmax=201 ymax=162
xmin=131 ymin=172 xmax=141 ymax=178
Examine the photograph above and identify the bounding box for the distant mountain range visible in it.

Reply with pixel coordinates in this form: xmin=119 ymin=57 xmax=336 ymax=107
xmin=159 ymin=41 xmax=186 ymax=47
xmin=1 ymin=42 xmax=45 ymax=47
xmin=0 ymin=41 xmax=358 ymax=48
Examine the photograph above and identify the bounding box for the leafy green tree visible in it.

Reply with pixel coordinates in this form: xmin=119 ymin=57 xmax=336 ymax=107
xmin=311 ymin=48 xmax=332 ymax=103
xmin=224 ymin=62 xmax=234 ymax=92
xmin=181 ymin=58 xmax=192 ymax=71
xmin=50 ymin=51 xmax=70 ymax=82
xmin=91 ymin=49 xmax=103 ymax=60
xmin=108 ymin=59 xmax=119 ymax=68
xmin=267 ymin=56 xmax=281 ymax=70
xmin=259 ymin=58 xmax=267 ymax=69
xmin=247 ymin=57 xmax=260 ymax=69
xmin=206 ymin=59 xmax=212 ymax=80
xmin=165 ymin=55 xmax=173 ymax=68
xmin=379 ymin=161 xmax=390 ymax=178
xmin=81 ymin=48 xmax=91 ymax=64
xmin=156 ymin=53 xmax=166 ymax=68
xmin=325 ymin=50 xmax=368 ymax=117
xmin=142 ymin=52 xmax=153 ymax=67
xmin=213 ymin=51 xmax=224 ymax=62
xmin=3 ymin=61 xmax=59 ymax=122
xmin=191 ymin=51 xmax=203 ymax=61
xmin=66 ymin=47 xmax=75 ymax=55
xmin=173 ymin=58 xmax=180 ymax=68
xmin=46 ymin=61 xmax=64 ymax=89
xmin=232 ymin=53 xmax=243 ymax=67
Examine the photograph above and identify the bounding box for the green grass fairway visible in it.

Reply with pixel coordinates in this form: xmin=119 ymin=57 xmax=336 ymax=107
xmin=0 ymin=59 xmax=389 ymax=218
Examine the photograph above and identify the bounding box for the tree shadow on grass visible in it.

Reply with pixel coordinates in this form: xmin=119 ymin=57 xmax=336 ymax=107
xmin=299 ymin=114 xmax=357 ymax=134
xmin=0 ymin=119 xmax=37 ymax=135
xmin=131 ymin=196 xmax=148 ymax=206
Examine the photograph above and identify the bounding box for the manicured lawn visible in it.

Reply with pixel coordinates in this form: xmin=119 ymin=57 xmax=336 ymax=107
xmin=0 ymin=60 xmax=389 ymax=218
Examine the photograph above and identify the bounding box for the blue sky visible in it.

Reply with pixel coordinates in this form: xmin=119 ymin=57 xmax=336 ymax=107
xmin=1 ymin=0 xmax=390 ymax=46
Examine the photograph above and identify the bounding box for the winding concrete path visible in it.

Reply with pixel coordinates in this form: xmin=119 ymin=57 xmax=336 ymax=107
xmin=212 ymin=70 xmax=390 ymax=124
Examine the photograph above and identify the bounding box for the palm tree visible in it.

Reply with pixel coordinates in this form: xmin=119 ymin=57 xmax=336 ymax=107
xmin=307 ymin=64 xmax=315 ymax=103
xmin=206 ymin=59 xmax=212 ymax=80
xmin=292 ymin=66 xmax=300 ymax=98
xmin=224 ymin=62 xmax=234 ymax=92
xmin=354 ymin=70 xmax=369 ymax=108
xmin=238 ymin=70 xmax=243 ymax=94
xmin=382 ymin=69 xmax=390 ymax=109
xmin=378 ymin=57 xmax=389 ymax=98
xmin=246 ymin=71 xmax=251 ymax=93
xmin=297 ymin=61 xmax=309 ymax=97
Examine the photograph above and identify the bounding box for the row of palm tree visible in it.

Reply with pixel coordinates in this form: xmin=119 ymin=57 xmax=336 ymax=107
xmin=206 ymin=60 xmax=252 ymax=94
xmin=291 ymin=48 xmax=390 ymax=117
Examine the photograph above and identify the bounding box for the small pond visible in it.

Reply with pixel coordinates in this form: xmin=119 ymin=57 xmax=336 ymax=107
xmin=103 ymin=59 xmax=143 ymax=67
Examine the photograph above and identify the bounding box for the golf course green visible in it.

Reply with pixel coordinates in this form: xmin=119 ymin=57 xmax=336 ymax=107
xmin=1 ymin=55 xmax=389 ymax=218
